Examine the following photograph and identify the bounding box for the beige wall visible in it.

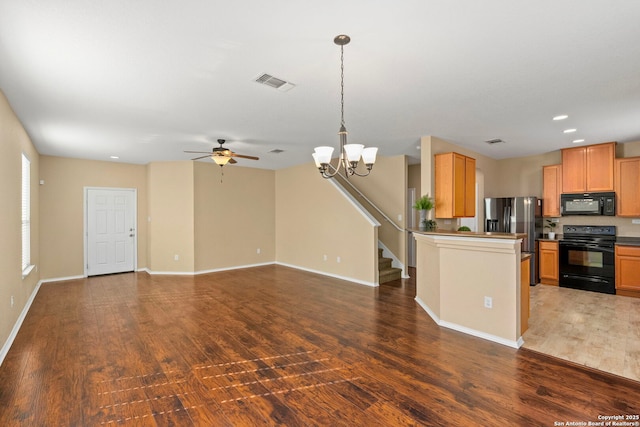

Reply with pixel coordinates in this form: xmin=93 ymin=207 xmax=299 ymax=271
xmin=194 ymin=163 xmax=275 ymax=271
xmin=343 ymin=155 xmax=407 ymax=266
xmin=39 ymin=156 xmax=148 ymax=279
xmin=495 ymin=150 xmax=562 ymax=197
xmin=421 ymin=136 xmax=500 ymax=230
xmin=275 ymin=161 xmax=378 ymax=285
xmin=0 ymin=90 xmax=40 ymax=350
xmin=147 ymin=161 xmax=194 ymax=272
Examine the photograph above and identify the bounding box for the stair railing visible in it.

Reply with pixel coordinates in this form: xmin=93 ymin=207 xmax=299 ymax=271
xmin=334 ymin=172 xmax=404 ymax=232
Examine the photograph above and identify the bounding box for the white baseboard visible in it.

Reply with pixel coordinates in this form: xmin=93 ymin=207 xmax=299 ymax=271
xmin=276 ymin=262 xmax=378 ymax=287
xmin=0 ymin=280 xmax=43 ymax=367
xmin=143 ymin=262 xmax=276 ymax=276
xmin=41 ymin=274 xmax=85 ymax=283
xmin=415 ymin=297 xmax=522 ymax=349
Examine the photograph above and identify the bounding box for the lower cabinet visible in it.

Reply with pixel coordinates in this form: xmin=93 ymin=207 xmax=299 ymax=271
xmin=615 ymin=245 xmax=640 ymax=298
xmin=521 ymin=257 xmax=530 ymax=335
xmin=539 ymin=240 xmax=559 ymax=286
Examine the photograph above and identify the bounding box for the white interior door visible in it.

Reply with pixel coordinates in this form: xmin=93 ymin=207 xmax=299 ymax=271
xmin=86 ymin=188 xmax=136 ymax=276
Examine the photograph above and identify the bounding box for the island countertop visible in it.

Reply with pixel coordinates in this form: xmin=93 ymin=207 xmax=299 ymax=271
xmin=409 ymin=228 xmax=527 ymax=240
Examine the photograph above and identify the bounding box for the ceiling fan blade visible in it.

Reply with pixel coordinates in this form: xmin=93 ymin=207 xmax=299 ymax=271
xmin=230 ymin=153 xmax=260 ymax=160
xmin=228 ymin=158 xmax=237 ymax=164
xmin=191 ymin=154 xmax=211 ymax=161
xmin=184 ymin=150 xmax=213 ymax=154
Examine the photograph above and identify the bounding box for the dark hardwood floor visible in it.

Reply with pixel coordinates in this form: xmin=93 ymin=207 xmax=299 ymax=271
xmin=0 ymin=265 xmax=638 ymax=426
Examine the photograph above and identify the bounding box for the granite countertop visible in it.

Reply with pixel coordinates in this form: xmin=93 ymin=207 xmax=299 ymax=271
xmin=616 ymin=236 xmax=640 ymax=246
xmin=410 ymin=228 xmax=527 ymax=240
xmin=538 ymin=234 xmax=562 ymax=242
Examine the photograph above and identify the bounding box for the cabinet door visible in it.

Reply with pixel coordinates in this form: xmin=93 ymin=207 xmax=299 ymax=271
xmin=615 ymin=157 xmax=640 ymax=216
xmin=586 ymin=142 xmax=615 ymax=191
xmin=464 ymin=156 xmax=476 ymax=217
xmin=453 ymin=153 xmax=466 ymax=217
xmin=539 ymin=241 xmax=558 ymax=285
xmin=616 ymin=246 xmax=640 ymax=292
xmin=562 ymin=147 xmax=586 ymax=193
xmin=435 ymin=152 xmax=476 ymax=218
xmin=542 ymin=165 xmax=562 ymax=217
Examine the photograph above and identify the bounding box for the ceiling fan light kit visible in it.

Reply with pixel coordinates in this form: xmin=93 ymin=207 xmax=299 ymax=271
xmin=313 ymin=35 xmax=378 ymax=179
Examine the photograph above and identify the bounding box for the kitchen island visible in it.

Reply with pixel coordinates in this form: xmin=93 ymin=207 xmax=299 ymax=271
xmin=411 ymin=229 xmax=528 ymax=348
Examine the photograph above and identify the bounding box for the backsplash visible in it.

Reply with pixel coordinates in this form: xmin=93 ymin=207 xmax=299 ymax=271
xmin=548 ymin=215 xmax=640 ymax=237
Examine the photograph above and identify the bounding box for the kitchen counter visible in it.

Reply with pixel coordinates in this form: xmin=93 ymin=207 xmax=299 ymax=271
xmin=412 ymin=231 xmax=526 ymax=349
xmin=616 ymin=236 xmax=640 ymax=246
xmin=538 ymin=234 xmax=562 ymax=242
xmin=410 ymin=228 xmax=527 ymax=240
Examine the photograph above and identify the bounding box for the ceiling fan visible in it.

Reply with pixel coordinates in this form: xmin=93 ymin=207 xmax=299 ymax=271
xmin=184 ymin=139 xmax=259 ymax=167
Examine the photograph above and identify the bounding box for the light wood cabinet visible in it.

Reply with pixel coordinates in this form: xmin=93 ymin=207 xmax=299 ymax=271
xmin=434 ymin=152 xmax=476 ymax=218
xmin=539 ymin=240 xmax=559 ymax=285
xmin=615 ymin=157 xmax=640 ymax=217
xmin=561 ymin=142 xmax=615 ymax=193
xmin=520 ymin=257 xmax=530 ymax=335
xmin=542 ymin=164 xmax=562 ymax=217
xmin=615 ymin=245 xmax=640 ymax=298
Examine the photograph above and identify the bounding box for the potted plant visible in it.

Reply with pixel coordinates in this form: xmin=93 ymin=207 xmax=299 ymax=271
xmin=545 ymin=219 xmax=558 ymax=239
xmin=413 ymin=194 xmax=434 ymax=230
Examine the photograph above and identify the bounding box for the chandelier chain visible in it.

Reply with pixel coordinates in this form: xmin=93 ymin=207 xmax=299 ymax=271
xmin=340 ymin=44 xmax=345 ymax=128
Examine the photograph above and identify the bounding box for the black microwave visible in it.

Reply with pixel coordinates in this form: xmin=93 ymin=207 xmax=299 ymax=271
xmin=560 ymin=192 xmax=616 ymax=216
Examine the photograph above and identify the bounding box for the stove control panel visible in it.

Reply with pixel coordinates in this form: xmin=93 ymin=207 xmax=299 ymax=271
xmin=563 ymin=225 xmax=617 ymax=236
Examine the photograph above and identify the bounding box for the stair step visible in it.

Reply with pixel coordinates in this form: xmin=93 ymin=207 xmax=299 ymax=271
xmin=378 ymin=257 xmax=393 ymax=270
xmin=377 ymin=248 xmax=401 ymax=284
xmin=379 ymin=267 xmax=402 ymax=284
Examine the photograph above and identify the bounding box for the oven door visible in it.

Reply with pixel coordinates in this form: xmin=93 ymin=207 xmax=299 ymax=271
xmin=559 ymin=240 xmax=615 ymax=293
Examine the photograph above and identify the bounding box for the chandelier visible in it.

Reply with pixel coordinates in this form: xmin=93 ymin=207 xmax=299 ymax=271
xmin=312 ymin=35 xmax=378 ymax=179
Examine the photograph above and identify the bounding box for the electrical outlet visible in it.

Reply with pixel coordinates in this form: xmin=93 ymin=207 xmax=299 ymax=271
xmin=484 ymin=296 xmax=493 ymax=309
xmin=397 ymin=214 xmax=402 ymax=221
xmin=256 ymin=248 xmax=261 ymax=254
xmin=174 ymin=254 xmax=179 ymax=261
xmin=444 ymin=219 xmax=451 ymax=225
xmin=323 ymin=254 xmax=327 ymax=261
xmin=337 ymin=256 xmax=341 ymax=263
xmin=632 ymin=219 xmax=640 ymax=225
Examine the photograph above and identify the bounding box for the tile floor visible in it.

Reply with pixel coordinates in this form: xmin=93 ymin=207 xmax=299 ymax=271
xmin=523 ymin=284 xmax=640 ymax=382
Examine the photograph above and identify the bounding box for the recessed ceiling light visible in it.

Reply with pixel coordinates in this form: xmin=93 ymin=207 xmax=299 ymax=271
xmin=572 ymin=139 xmax=585 ymax=144
xmin=563 ymin=129 xmax=577 ymax=133
xmin=110 ymin=155 xmax=119 ymax=159
xmin=553 ymin=115 xmax=568 ymax=121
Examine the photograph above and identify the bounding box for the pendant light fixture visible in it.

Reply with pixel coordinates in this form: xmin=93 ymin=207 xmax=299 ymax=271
xmin=312 ymin=35 xmax=377 ymax=178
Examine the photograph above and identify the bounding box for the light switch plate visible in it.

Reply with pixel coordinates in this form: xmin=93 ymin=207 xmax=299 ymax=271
xmin=632 ymin=219 xmax=640 ymax=224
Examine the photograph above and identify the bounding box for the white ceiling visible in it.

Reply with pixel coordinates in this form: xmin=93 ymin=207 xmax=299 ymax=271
xmin=1 ymin=1 xmax=640 ymax=170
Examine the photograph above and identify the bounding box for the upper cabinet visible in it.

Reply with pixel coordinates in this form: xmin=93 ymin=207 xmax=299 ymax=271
xmin=542 ymin=164 xmax=562 ymax=217
xmin=615 ymin=157 xmax=640 ymax=217
xmin=435 ymin=152 xmax=476 ymax=218
xmin=561 ymin=142 xmax=615 ymax=193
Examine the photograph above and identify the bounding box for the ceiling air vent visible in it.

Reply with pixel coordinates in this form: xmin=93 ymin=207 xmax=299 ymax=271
xmin=254 ymin=73 xmax=296 ymax=92
xmin=485 ymin=138 xmax=506 ymax=145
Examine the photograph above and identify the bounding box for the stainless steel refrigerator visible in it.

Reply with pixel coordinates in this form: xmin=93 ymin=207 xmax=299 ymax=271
xmin=484 ymin=196 xmax=542 ymax=285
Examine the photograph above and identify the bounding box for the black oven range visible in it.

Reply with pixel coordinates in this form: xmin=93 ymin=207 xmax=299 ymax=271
xmin=559 ymin=225 xmax=616 ymax=295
